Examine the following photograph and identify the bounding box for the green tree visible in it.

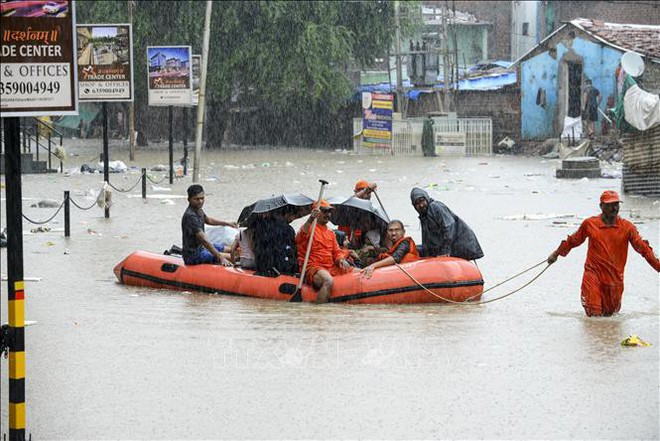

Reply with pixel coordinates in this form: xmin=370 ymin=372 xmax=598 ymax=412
xmin=76 ymin=0 xmax=402 ymax=148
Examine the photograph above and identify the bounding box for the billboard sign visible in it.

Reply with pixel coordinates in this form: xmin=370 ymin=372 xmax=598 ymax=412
xmin=362 ymin=92 xmax=393 ymax=148
xmin=191 ymin=54 xmax=200 ymax=106
xmin=147 ymin=45 xmax=192 ymax=106
xmin=1 ymin=0 xmax=78 ymax=116
xmin=76 ymin=24 xmax=133 ymax=102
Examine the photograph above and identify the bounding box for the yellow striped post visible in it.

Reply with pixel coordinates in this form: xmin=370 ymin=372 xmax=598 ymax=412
xmin=5 ymin=116 xmax=27 ymax=439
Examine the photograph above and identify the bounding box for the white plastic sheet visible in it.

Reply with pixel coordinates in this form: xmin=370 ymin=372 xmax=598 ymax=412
xmin=560 ymin=115 xmax=583 ymax=140
xmin=624 ymin=84 xmax=660 ymax=131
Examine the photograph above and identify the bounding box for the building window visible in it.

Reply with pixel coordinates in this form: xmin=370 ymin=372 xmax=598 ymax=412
xmin=522 ymin=22 xmax=529 ymax=36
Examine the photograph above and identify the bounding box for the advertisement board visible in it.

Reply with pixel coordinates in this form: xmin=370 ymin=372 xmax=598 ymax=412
xmin=1 ymin=0 xmax=78 ymax=116
xmin=362 ymin=92 xmax=393 ymax=148
xmin=191 ymin=54 xmax=200 ymax=106
xmin=147 ymin=45 xmax=192 ymax=106
xmin=76 ymin=23 xmax=133 ymax=102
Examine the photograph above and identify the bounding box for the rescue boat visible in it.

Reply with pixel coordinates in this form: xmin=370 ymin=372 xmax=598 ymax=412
xmin=113 ymin=251 xmax=484 ymax=304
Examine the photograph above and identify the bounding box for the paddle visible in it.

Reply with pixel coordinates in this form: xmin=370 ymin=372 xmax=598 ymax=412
xmin=290 ymin=179 xmax=329 ymax=302
xmin=372 ymin=189 xmax=391 ymax=223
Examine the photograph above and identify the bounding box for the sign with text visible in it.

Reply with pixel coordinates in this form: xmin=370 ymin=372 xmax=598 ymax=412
xmin=76 ymin=24 xmax=133 ymax=102
xmin=1 ymin=0 xmax=78 ymax=116
xmin=191 ymin=54 xmax=200 ymax=106
xmin=147 ymin=45 xmax=192 ymax=106
xmin=362 ymin=92 xmax=393 ymax=148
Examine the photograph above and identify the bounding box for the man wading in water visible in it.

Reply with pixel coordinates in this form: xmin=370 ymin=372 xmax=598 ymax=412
xmin=548 ymin=190 xmax=660 ymax=316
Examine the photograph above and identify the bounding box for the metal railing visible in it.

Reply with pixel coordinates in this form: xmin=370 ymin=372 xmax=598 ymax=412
xmin=17 ymin=117 xmax=64 ymax=172
xmin=354 ymin=117 xmax=492 ymax=156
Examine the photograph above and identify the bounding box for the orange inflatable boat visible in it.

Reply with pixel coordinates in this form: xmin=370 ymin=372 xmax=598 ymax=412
xmin=114 ymin=251 xmax=484 ymax=304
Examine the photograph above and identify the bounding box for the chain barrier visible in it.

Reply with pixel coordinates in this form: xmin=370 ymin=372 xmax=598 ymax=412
xmin=69 ymin=196 xmax=98 ymax=211
xmin=146 ymin=173 xmax=169 ymax=185
xmin=107 ymin=174 xmax=143 ymax=193
xmin=394 ymin=259 xmax=550 ymax=305
xmin=22 ymin=200 xmax=65 ymax=225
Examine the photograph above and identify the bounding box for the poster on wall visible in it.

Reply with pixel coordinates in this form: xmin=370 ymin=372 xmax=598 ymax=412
xmin=190 ymin=54 xmax=200 ymax=106
xmin=1 ymin=0 xmax=78 ymax=116
xmin=361 ymin=92 xmax=393 ymax=148
xmin=147 ymin=45 xmax=192 ymax=106
xmin=76 ymin=24 xmax=133 ymax=102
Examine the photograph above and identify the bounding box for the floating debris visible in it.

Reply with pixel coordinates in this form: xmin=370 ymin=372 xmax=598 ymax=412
xmin=621 ymin=335 xmax=651 ymax=347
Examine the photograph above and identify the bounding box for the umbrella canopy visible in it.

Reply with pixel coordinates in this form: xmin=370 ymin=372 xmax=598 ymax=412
xmin=238 ymin=193 xmax=315 ymax=227
xmin=326 ymin=196 xmax=389 ymax=232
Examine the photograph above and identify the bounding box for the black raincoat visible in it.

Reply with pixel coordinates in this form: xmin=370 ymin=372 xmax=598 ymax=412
xmin=410 ymin=187 xmax=484 ymax=260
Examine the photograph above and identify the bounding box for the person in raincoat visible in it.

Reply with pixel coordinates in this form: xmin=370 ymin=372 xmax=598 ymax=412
xmin=547 ymin=190 xmax=660 ymax=317
xmin=410 ymin=187 xmax=484 ymax=260
xmin=361 ymin=220 xmax=420 ymax=279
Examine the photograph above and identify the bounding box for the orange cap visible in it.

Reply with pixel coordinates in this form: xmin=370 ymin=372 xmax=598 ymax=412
xmin=312 ymin=199 xmax=333 ymax=210
xmin=354 ymin=179 xmax=371 ymax=192
xmin=600 ymin=190 xmax=622 ymax=204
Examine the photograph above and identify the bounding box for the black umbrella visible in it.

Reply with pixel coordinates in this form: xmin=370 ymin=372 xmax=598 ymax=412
xmin=326 ymin=196 xmax=389 ymax=232
xmin=237 ymin=193 xmax=315 ymax=227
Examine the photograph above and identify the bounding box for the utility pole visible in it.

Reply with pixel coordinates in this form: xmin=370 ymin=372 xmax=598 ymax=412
xmin=394 ymin=0 xmax=406 ymax=118
xmin=441 ymin=7 xmax=451 ymax=112
xmin=128 ymin=0 xmax=136 ymax=160
xmin=193 ymin=0 xmax=213 ymax=183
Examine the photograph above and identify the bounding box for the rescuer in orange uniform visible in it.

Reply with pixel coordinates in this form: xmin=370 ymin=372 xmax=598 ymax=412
xmin=361 ymin=220 xmax=420 ymax=279
xmin=547 ymin=190 xmax=660 ymax=316
xmin=296 ymin=200 xmax=357 ymax=304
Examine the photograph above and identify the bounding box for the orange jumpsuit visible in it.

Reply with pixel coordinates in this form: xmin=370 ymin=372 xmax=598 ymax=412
xmin=557 ymin=215 xmax=660 ymax=316
xmin=296 ymin=223 xmax=352 ymax=284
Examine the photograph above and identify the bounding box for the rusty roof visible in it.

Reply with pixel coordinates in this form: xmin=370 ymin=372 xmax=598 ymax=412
xmin=572 ymin=18 xmax=660 ymax=60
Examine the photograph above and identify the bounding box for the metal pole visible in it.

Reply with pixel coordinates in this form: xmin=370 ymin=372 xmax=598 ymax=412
xmin=47 ymin=132 xmax=52 ymax=170
xmin=64 ymin=191 xmax=70 ymax=237
xmin=128 ymin=0 xmax=136 ymax=161
xmin=193 ymin=0 xmax=213 ymax=183
xmin=102 ymin=102 xmax=110 ymax=218
xmin=4 ymin=116 xmax=27 ymax=439
xmin=442 ymin=7 xmax=451 ymax=111
xmin=168 ymin=105 xmax=174 ymax=185
xmin=394 ymin=1 xmax=405 ymax=117
xmin=182 ymin=107 xmax=188 ymax=176
xmin=141 ymin=168 xmax=147 ymax=199
xmin=35 ymin=121 xmax=39 ymax=162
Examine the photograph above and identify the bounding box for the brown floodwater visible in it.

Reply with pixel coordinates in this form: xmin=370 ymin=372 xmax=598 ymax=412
xmin=1 ymin=141 xmax=658 ymax=439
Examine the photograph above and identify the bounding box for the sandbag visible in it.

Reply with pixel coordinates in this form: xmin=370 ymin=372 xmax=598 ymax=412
xmin=623 ymin=84 xmax=660 ymax=131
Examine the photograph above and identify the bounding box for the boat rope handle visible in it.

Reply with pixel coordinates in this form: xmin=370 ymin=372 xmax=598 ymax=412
xmin=393 ymin=259 xmax=550 ymax=305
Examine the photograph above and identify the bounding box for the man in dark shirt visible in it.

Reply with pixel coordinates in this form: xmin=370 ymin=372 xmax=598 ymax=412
xmin=361 ymin=220 xmax=419 ymax=278
xmin=182 ymin=184 xmax=237 ymax=265
xmin=410 ymin=187 xmax=484 ymax=261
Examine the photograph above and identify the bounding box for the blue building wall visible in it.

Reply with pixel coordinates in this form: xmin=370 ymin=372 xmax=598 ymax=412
xmin=521 ymin=52 xmax=558 ymax=139
xmin=521 ymin=35 xmax=622 ymax=139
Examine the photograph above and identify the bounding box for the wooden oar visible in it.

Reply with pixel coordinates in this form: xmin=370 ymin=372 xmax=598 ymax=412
xmin=290 ymin=179 xmax=329 ymax=302
xmin=372 ymin=189 xmax=391 ymax=222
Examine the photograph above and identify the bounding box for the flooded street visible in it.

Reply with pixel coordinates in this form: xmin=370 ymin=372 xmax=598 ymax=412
xmin=1 ymin=144 xmax=658 ymax=439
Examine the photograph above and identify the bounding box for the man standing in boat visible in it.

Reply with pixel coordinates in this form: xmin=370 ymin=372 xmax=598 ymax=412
xmin=361 ymin=220 xmax=420 ymax=279
xmin=182 ymin=184 xmax=237 ymax=266
xmin=547 ymin=190 xmax=660 ymax=316
xmin=410 ymin=187 xmax=484 ymax=261
xmin=296 ymin=199 xmax=357 ymax=303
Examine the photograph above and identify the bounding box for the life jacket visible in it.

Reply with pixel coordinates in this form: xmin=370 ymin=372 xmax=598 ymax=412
xmin=378 ymin=236 xmax=419 ymax=264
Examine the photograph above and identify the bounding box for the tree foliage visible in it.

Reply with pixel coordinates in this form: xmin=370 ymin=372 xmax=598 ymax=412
xmin=76 ymin=0 xmax=403 ymax=148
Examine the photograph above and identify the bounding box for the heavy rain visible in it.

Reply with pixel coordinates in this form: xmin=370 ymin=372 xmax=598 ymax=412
xmin=1 ymin=1 xmax=659 ymax=439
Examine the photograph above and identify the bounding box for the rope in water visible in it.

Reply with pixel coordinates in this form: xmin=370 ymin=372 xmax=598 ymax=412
xmin=394 ymin=259 xmax=550 ymax=305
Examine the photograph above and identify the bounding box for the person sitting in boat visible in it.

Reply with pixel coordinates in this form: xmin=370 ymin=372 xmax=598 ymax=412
xmin=337 ymin=179 xmax=386 ymax=265
xmin=252 ymin=212 xmax=298 ymax=276
xmin=410 ymin=187 xmax=484 ymax=261
xmin=334 ymin=229 xmax=362 ymax=268
xmin=296 ymin=199 xmax=358 ymax=304
xmin=181 ymin=184 xmax=237 ymax=266
xmin=361 ymin=220 xmax=420 ymax=279
xmin=230 ymin=227 xmax=256 ymax=270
